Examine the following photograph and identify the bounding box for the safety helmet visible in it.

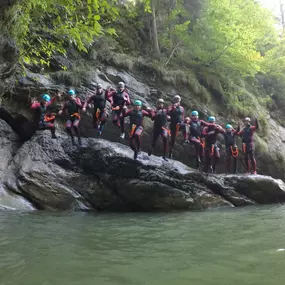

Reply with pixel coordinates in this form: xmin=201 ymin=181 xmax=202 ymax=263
xmin=134 ymin=100 xmax=142 ymax=106
xmin=185 ymin=117 xmax=190 ymax=122
xmin=244 ymin=117 xmax=251 ymax=122
xmin=118 ymin=82 xmax=125 ymax=88
xmin=191 ymin=110 xmax=199 ymax=116
xmin=96 ymin=83 xmax=103 ymax=89
xmin=68 ymin=89 xmax=76 ymax=96
xmin=225 ymin=124 xmax=232 ymax=129
xmin=42 ymin=94 xmax=51 ymax=102
xmin=157 ymin=98 xmax=164 ymax=104
xmin=173 ymin=95 xmax=181 ymax=103
xmin=208 ymin=116 xmax=216 ymax=122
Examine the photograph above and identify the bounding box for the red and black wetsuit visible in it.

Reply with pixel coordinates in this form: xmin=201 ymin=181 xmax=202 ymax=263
xmin=183 ymin=119 xmax=209 ymax=167
xmin=123 ymin=108 xmax=152 ymax=156
xmin=237 ymin=119 xmax=259 ymax=173
xmin=61 ymin=98 xmax=83 ymax=141
xmin=222 ymin=128 xmax=240 ymax=174
xmin=30 ymin=97 xmax=57 ymax=137
xmin=149 ymin=108 xmax=169 ymax=158
xmin=167 ymin=104 xmax=184 ymax=157
xmin=84 ymin=91 xmax=109 ymax=131
xmin=202 ymin=124 xmax=224 ymax=173
xmin=106 ymin=88 xmax=130 ymax=133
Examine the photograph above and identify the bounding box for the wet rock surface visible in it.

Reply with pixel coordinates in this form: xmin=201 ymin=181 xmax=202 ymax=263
xmin=0 ymin=119 xmax=285 ymax=211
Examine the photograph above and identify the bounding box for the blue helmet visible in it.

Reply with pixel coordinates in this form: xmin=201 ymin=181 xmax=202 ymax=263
xmin=68 ymin=89 xmax=76 ymax=96
xmin=191 ymin=110 xmax=199 ymax=116
xmin=134 ymin=100 xmax=142 ymax=106
xmin=225 ymin=124 xmax=232 ymax=129
xmin=208 ymin=116 xmax=216 ymax=122
xmin=42 ymin=94 xmax=51 ymax=102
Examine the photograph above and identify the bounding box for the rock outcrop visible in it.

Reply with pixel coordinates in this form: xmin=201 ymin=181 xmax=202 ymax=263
xmin=0 ymin=117 xmax=285 ymax=211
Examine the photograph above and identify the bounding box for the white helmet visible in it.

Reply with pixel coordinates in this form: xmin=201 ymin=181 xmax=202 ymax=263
xmin=244 ymin=117 xmax=251 ymax=122
xmin=157 ymin=98 xmax=164 ymax=104
xmin=173 ymin=95 xmax=181 ymax=103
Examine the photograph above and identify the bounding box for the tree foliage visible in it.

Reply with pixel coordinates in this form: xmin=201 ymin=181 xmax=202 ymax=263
xmin=1 ymin=0 xmax=118 ymax=66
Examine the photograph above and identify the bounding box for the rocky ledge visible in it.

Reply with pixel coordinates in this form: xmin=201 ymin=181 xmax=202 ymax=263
xmin=0 ymin=120 xmax=285 ymax=211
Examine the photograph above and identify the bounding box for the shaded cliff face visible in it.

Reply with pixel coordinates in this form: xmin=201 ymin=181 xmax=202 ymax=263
xmin=1 ymin=117 xmax=285 ymax=211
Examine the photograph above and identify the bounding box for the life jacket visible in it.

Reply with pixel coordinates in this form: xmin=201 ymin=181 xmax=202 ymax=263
xmin=242 ymin=126 xmax=253 ymax=143
xmin=190 ymin=120 xmax=202 ymax=137
xmin=224 ymin=131 xmax=236 ymax=147
xmin=92 ymin=92 xmax=106 ymax=110
xmin=113 ymin=90 xmax=127 ymax=107
xmin=205 ymin=124 xmax=218 ymax=145
xmin=129 ymin=109 xmax=143 ymax=127
xmin=67 ymin=100 xmax=80 ymax=116
xmin=169 ymin=105 xmax=183 ymax=124
xmin=154 ymin=108 xmax=167 ymax=128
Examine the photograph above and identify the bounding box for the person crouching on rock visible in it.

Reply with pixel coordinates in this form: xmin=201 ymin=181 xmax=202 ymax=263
xmin=222 ymin=124 xmax=240 ymax=174
xmin=237 ymin=117 xmax=259 ymax=175
xmin=148 ymin=98 xmax=169 ymax=161
xmin=106 ymin=82 xmax=130 ymax=139
xmin=58 ymin=89 xmax=83 ymax=146
xmin=123 ymin=100 xmax=152 ymax=160
xmin=182 ymin=111 xmax=209 ymax=169
xmin=83 ymin=83 xmax=109 ymax=137
xmin=202 ymin=116 xmax=224 ymax=173
xmin=167 ymin=95 xmax=184 ymax=158
xmin=30 ymin=93 xmax=60 ymax=139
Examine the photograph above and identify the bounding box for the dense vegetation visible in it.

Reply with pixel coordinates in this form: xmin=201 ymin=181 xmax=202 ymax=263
xmin=1 ymin=0 xmax=285 ymax=127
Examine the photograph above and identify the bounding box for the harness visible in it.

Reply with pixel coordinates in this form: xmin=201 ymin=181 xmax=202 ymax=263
xmin=175 ymin=123 xmax=180 ymax=137
xmin=162 ymin=127 xmax=171 ymax=136
xmin=96 ymin=108 xmax=101 ymax=119
xmin=129 ymin=124 xmax=137 ymax=137
xmin=198 ymin=137 xmax=205 ymax=148
xmin=242 ymin=143 xmax=247 ymax=153
xmin=112 ymin=106 xmax=120 ymax=111
xmin=210 ymin=144 xmax=215 ymax=157
xmin=71 ymin=112 xmax=81 ymax=119
xmin=230 ymin=146 xmax=239 ymax=158
xmin=44 ymin=114 xmax=56 ymax=123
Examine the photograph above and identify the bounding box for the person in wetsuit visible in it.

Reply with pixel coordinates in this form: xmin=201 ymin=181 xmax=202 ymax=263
xmin=83 ymin=83 xmax=109 ymax=137
xmin=167 ymin=95 xmax=184 ymax=158
xmin=148 ymin=98 xmax=169 ymax=161
xmin=183 ymin=111 xmax=209 ymax=168
xmin=237 ymin=117 xmax=259 ymax=174
xmin=222 ymin=124 xmax=240 ymax=174
xmin=123 ymin=100 xmax=152 ymax=160
xmin=202 ymin=116 xmax=224 ymax=173
xmin=30 ymin=93 xmax=58 ymax=138
xmin=106 ymin=82 xmax=130 ymax=139
xmin=59 ymin=89 xmax=83 ymax=145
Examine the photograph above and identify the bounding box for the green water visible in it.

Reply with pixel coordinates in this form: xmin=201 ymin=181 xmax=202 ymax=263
xmin=1 ymin=206 xmax=285 ymax=285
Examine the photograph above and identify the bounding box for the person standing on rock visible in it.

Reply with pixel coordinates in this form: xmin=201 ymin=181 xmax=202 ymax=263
xmin=237 ymin=117 xmax=259 ymax=175
xmin=167 ymin=95 xmax=184 ymax=158
xmin=58 ymin=89 xmax=83 ymax=146
xmin=30 ymin=93 xmax=59 ymax=139
xmin=123 ymin=100 xmax=152 ymax=160
xmin=182 ymin=111 xmax=209 ymax=169
xmin=202 ymin=116 xmax=224 ymax=173
xmin=106 ymin=82 xmax=130 ymax=139
xmin=82 ymin=83 xmax=108 ymax=137
xmin=221 ymin=124 xmax=240 ymax=174
xmin=148 ymin=98 xmax=170 ymax=161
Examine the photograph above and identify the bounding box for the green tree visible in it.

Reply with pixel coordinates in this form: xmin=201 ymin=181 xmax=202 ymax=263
xmin=1 ymin=0 xmax=119 ymax=66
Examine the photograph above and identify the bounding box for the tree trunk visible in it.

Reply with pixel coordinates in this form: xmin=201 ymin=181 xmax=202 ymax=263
xmin=151 ymin=0 xmax=160 ymax=56
xmin=280 ymin=0 xmax=285 ymax=36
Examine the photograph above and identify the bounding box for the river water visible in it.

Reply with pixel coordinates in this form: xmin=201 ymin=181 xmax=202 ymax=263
xmin=1 ymin=205 xmax=285 ymax=285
